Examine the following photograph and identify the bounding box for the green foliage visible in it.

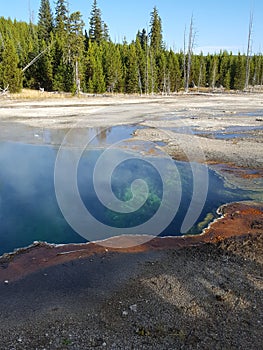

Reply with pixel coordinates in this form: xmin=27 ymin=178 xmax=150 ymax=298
xmin=150 ymin=7 xmax=163 ymax=54
xmin=54 ymin=0 xmax=68 ymax=34
xmin=0 ymin=37 xmax=22 ymax=92
xmin=0 ymin=3 xmax=261 ymax=94
xmin=85 ymin=41 xmax=105 ymax=93
xmin=38 ymin=0 xmax=53 ymax=43
xmin=233 ymin=53 xmax=246 ymax=90
xmin=167 ymin=50 xmax=183 ymax=92
xmin=102 ymin=41 xmax=123 ymax=92
xmin=89 ymin=0 xmax=109 ymax=45
xmin=125 ymin=43 xmax=139 ymax=93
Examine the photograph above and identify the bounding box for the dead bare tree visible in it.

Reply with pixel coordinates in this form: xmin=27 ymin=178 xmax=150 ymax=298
xmin=185 ymin=15 xmax=195 ymax=93
xmin=197 ymin=60 xmax=203 ymax=92
xmin=150 ymin=49 xmax=154 ymax=95
xmin=22 ymin=47 xmax=49 ymax=73
xmin=183 ymin=25 xmax=186 ymax=89
xmin=244 ymin=11 xmax=254 ymax=90
xmin=0 ymin=84 xmax=9 ymax=95
xmin=145 ymin=30 xmax=149 ymax=95
xmin=138 ymin=68 xmax=142 ymax=96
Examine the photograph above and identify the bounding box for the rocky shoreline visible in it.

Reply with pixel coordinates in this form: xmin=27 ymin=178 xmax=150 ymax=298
xmin=1 ymin=201 xmax=262 ymax=284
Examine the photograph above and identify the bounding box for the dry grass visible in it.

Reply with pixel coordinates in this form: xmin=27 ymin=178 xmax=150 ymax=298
xmin=9 ymin=89 xmax=73 ymax=100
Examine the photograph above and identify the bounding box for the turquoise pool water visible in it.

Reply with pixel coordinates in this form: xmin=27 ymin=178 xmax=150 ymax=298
xmin=0 ymin=139 xmax=257 ymax=255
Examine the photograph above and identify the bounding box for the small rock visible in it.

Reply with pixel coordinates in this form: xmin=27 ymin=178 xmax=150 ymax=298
xmin=4 ymin=280 xmax=9 ymax=284
xmin=122 ymin=310 xmax=128 ymax=316
xmin=129 ymin=304 xmax=137 ymax=312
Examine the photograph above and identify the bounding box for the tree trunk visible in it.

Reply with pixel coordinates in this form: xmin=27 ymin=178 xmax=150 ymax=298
xmin=185 ymin=16 xmax=195 ymax=93
xmin=244 ymin=11 xmax=253 ymax=90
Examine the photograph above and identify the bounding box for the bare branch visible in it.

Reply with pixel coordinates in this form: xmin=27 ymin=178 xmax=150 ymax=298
xmin=22 ymin=46 xmax=49 ymax=73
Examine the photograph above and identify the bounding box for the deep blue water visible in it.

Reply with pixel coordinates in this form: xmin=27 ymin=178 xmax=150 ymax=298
xmin=0 ymin=140 xmax=255 ymax=255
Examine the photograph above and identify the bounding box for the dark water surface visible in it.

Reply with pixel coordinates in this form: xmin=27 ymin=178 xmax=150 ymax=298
xmin=0 ymin=138 xmax=257 ymax=256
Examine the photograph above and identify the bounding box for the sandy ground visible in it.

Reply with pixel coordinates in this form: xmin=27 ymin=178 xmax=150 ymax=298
xmin=0 ymin=93 xmax=263 ymax=349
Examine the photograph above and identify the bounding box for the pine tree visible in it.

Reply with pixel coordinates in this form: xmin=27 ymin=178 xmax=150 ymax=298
xmin=36 ymin=39 xmax=53 ymax=90
xmin=85 ymin=41 xmax=105 ymax=93
xmin=89 ymin=0 xmax=107 ymax=45
xmin=102 ymin=23 xmax=110 ymax=41
xmin=197 ymin=53 xmax=206 ymax=89
xmin=125 ymin=43 xmax=139 ymax=94
xmin=149 ymin=7 xmax=163 ymax=54
xmin=233 ymin=53 xmax=246 ymax=90
xmin=36 ymin=0 xmax=54 ymax=90
xmin=55 ymin=0 xmax=68 ymax=33
xmin=134 ymin=35 xmax=146 ymax=94
xmin=137 ymin=29 xmax=147 ymax=50
xmin=0 ymin=38 xmax=22 ymax=92
xmin=156 ymin=52 xmax=167 ymax=93
xmin=218 ymin=51 xmax=231 ymax=89
xmin=53 ymin=0 xmax=74 ymax=92
xmin=38 ymin=0 xmax=53 ymax=43
xmin=102 ymin=41 xmax=123 ymax=93
xmin=167 ymin=50 xmax=183 ymax=92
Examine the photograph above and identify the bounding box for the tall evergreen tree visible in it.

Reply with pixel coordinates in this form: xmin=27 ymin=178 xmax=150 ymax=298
xmin=36 ymin=39 xmax=53 ymax=90
xmin=0 ymin=38 xmax=22 ymax=92
xmin=218 ymin=51 xmax=231 ymax=89
xmin=167 ymin=50 xmax=183 ymax=92
xmin=137 ymin=29 xmax=148 ymax=50
xmin=135 ymin=34 xmax=146 ymax=94
xmin=55 ymin=0 xmax=68 ymax=33
xmin=85 ymin=41 xmax=105 ymax=93
xmin=156 ymin=51 xmax=167 ymax=93
xmin=125 ymin=43 xmax=139 ymax=93
xmin=149 ymin=7 xmax=163 ymax=54
xmin=89 ymin=0 xmax=104 ymax=44
xmin=38 ymin=0 xmax=53 ymax=43
xmin=36 ymin=0 xmax=54 ymax=90
xmin=53 ymin=0 xmax=74 ymax=91
xmin=233 ymin=53 xmax=246 ymax=90
xmin=102 ymin=41 xmax=123 ymax=92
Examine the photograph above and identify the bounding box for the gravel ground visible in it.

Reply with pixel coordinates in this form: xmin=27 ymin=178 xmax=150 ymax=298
xmin=0 ymin=233 xmax=262 ymax=349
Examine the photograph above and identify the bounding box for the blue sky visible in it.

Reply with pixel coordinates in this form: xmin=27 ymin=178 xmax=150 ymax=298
xmin=1 ymin=0 xmax=263 ymax=54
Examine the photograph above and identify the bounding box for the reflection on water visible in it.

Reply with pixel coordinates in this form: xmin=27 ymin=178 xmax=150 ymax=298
xmin=1 ymin=124 xmax=140 ymax=147
xmin=167 ymin=125 xmax=263 ymax=140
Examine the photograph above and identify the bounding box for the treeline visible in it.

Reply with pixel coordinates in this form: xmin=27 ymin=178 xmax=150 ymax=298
xmin=0 ymin=0 xmax=263 ymax=94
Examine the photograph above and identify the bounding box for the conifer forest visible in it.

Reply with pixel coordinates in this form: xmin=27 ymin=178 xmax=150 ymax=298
xmin=0 ymin=0 xmax=262 ymax=94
